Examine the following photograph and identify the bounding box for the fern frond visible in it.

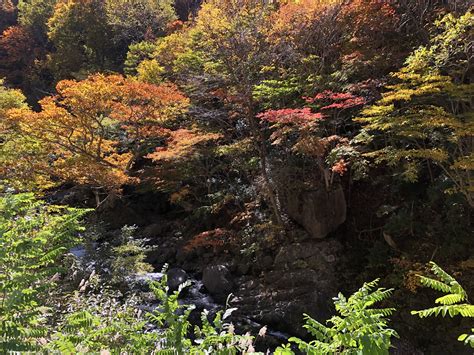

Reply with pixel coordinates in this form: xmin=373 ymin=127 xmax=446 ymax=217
xmin=458 ymin=329 xmax=474 ymax=348
xmin=429 ymin=261 xmax=456 ymax=285
xmin=288 ymin=278 xmax=398 ymax=354
xmin=413 ymin=262 xmax=474 ymax=348
xmin=458 ymin=305 xmax=474 ymax=317
xmin=363 ymin=288 xmax=394 ymax=307
xmin=435 ymin=293 xmax=466 ymax=305
xmin=302 ymin=314 xmax=332 ymax=341
xmin=348 ymin=279 xmax=380 ymax=303
xmin=289 ymin=336 xmax=333 ymax=354
xmin=412 ymin=304 xmax=474 ymax=318
xmin=417 ymin=275 xmax=451 ymax=293
xmin=362 ymin=279 xmax=381 ymax=291
xmin=365 ymin=307 xmax=396 ymax=317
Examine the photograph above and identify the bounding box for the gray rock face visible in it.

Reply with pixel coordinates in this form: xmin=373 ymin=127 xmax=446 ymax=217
xmin=282 ymin=186 xmax=346 ymax=239
xmin=234 ymin=239 xmax=344 ymax=336
xmin=202 ymin=265 xmax=233 ymax=299
xmin=274 ymin=240 xmax=341 ymax=270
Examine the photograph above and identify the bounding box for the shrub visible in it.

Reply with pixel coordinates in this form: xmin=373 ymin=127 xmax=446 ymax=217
xmin=411 ymin=262 xmax=474 ymax=348
xmin=276 ymin=279 xmax=398 ymax=354
xmin=0 ymin=193 xmax=88 ymax=352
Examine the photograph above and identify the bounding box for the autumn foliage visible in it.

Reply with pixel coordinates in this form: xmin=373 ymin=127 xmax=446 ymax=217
xmin=0 ymin=0 xmax=16 ymax=33
xmin=0 ymin=2 xmax=472 ymax=353
xmin=257 ymin=108 xmax=323 ymax=125
xmin=5 ymin=74 xmax=189 ymax=194
xmin=184 ymin=228 xmax=233 ymax=253
xmin=148 ymin=129 xmax=221 ymax=162
xmin=0 ymin=26 xmax=37 ymax=85
xmin=305 ymin=91 xmax=366 ymax=111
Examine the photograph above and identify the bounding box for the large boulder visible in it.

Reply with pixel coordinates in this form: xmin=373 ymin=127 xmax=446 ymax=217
xmin=282 ymin=186 xmax=346 ymax=239
xmin=260 ymin=239 xmax=342 ymax=332
xmin=221 ymin=239 xmax=345 ymax=341
xmin=167 ymin=268 xmax=188 ymax=291
xmin=202 ymin=265 xmax=233 ymax=299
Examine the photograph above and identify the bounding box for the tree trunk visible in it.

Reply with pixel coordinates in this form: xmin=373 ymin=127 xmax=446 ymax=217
xmin=246 ymin=99 xmax=284 ymax=227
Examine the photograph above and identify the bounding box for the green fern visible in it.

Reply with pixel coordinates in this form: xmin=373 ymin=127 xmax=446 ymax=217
xmin=0 ymin=193 xmax=89 ymax=352
xmin=411 ymin=262 xmax=474 ymax=348
xmin=47 ymin=285 xmax=156 ymax=353
xmin=458 ymin=330 xmax=474 ymax=348
xmin=148 ymin=268 xmax=257 ymax=354
xmin=148 ymin=272 xmax=194 ymax=353
xmin=276 ymin=279 xmax=398 ymax=355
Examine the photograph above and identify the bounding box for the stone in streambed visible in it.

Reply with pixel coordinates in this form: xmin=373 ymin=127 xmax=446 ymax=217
xmin=202 ymin=265 xmax=233 ymax=300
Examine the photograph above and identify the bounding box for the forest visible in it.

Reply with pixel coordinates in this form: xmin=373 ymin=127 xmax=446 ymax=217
xmin=0 ymin=0 xmax=473 ymax=353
